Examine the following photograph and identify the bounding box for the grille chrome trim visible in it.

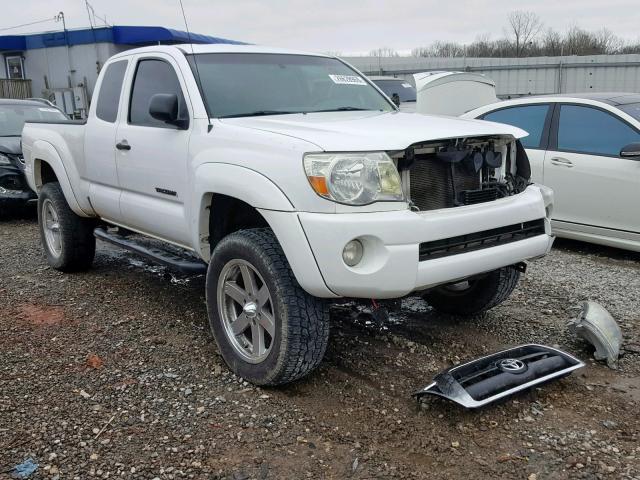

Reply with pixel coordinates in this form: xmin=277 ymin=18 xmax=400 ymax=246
xmin=419 ymin=219 xmax=546 ymax=261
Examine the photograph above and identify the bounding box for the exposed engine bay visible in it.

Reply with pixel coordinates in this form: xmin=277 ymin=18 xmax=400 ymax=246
xmin=389 ymin=135 xmax=531 ymax=211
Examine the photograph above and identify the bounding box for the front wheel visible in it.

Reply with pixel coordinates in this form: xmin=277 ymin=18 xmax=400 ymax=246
xmin=422 ymin=266 xmax=520 ymax=316
xmin=206 ymin=228 xmax=329 ymax=386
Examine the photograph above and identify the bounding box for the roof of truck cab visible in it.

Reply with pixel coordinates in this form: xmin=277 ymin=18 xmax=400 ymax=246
xmin=109 ymin=43 xmax=331 ymax=60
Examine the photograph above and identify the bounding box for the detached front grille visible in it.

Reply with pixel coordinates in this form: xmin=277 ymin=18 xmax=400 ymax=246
xmin=409 ymin=158 xmax=480 ymax=211
xmin=414 ymin=344 xmax=584 ymax=408
xmin=419 ymin=219 xmax=546 ymax=261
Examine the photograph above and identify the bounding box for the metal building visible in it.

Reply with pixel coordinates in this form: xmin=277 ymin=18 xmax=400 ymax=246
xmin=0 ymin=26 xmax=243 ymax=117
xmin=343 ymin=54 xmax=640 ymax=98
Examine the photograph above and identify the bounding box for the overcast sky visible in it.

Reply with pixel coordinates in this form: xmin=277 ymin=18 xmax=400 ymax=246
xmin=1 ymin=0 xmax=639 ymax=54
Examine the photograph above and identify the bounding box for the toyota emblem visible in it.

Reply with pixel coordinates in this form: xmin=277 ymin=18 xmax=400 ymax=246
xmin=497 ymin=358 xmax=527 ymax=374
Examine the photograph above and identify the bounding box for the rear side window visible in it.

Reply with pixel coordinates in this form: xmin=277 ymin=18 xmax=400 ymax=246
xmin=558 ymin=105 xmax=640 ymax=156
xmin=483 ymin=105 xmax=549 ymax=149
xmin=129 ymin=59 xmax=188 ymax=128
xmin=96 ymin=60 xmax=128 ymax=123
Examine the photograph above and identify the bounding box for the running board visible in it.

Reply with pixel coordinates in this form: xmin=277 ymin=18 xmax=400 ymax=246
xmin=414 ymin=344 xmax=584 ymax=409
xmin=94 ymin=227 xmax=207 ymax=275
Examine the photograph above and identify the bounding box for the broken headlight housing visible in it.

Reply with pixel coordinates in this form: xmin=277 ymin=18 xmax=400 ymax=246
xmin=303 ymin=152 xmax=403 ymax=205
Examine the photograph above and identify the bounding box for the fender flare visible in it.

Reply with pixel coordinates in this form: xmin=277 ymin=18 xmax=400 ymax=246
xmin=191 ymin=162 xmax=295 ymax=258
xmin=190 ymin=163 xmax=335 ymax=297
xmin=31 ymin=140 xmax=93 ymax=216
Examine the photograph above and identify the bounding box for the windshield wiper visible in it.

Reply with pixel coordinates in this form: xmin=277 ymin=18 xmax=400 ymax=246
xmin=312 ymin=107 xmax=371 ymax=113
xmin=220 ymin=110 xmax=302 ymax=118
xmin=0 ymin=135 xmax=20 ymax=137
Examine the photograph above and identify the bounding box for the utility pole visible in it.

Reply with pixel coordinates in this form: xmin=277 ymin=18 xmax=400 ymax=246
xmin=558 ymin=43 xmax=564 ymax=94
xmin=56 ymin=12 xmax=75 ymax=88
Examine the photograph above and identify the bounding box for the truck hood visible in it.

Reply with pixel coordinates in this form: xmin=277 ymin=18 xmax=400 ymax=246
xmin=221 ymin=110 xmax=527 ymax=151
xmin=0 ymin=136 xmax=21 ymax=155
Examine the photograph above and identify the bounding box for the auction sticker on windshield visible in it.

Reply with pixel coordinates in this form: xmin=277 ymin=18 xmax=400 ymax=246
xmin=328 ymin=74 xmax=367 ymax=86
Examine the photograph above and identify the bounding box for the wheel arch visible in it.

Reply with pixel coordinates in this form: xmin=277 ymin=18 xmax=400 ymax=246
xmin=191 ymin=163 xmax=295 ymax=260
xmin=31 ymin=140 xmax=93 ymax=216
xmin=192 ymin=164 xmax=335 ymax=298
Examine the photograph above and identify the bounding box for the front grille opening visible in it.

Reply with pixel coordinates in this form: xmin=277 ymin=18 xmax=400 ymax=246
xmin=409 ymin=159 xmax=481 ymax=211
xmin=419 ymin=219 xmax=546 ymax=261
xmin=395 ymin=136 xmax=523 ymax=212
xmin=451 ymin=347 xmax=575 ymax=401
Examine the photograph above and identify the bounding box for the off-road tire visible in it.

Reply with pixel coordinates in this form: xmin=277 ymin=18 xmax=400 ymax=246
xmin=38 ymin=182 xmax=96 ymax=271
xmin=206 ymin=228 xmax=329 ymax=386
xmin=422 ymin=266 xmax=520 ymax=316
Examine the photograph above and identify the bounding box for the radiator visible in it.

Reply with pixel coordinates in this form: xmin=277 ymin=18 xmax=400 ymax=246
xmin=408 ymin=157 xmax=481 ymax=211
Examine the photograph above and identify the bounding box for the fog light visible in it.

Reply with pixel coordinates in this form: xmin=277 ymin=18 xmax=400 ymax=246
xmin=342 ymin=239 xmax=364 ymax=267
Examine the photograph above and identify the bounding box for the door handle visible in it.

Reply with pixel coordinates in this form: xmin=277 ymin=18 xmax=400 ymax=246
xmin=550 ymin=157 xmax=573 ymax=167
xmin=116 ymin=140 xmax=131 ymax=151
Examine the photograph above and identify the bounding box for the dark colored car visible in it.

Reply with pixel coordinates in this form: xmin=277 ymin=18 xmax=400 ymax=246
xmin=0 ymin=99 xmax=67 ymax=212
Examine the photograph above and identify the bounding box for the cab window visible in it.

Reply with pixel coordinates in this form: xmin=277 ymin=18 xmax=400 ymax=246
xmin=129 ymin=59 xmax=188 ymax=128
xmin=96 ymin=60 xmax=128 ymax=123
xmin=482 ymin=104 xmax=549 ymax=149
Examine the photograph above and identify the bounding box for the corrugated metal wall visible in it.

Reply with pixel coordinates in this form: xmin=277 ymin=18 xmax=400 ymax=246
xmin=343 ymin=54 xmax=640 ymax=98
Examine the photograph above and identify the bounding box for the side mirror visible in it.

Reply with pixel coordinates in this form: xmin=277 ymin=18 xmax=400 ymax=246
xmin=620 ymin=142 xmax=640 ymax=159
xmin=149 ymin=93 xmax=188 ymax=129
xmin=391 ymin=93 xmax=401 ymax=107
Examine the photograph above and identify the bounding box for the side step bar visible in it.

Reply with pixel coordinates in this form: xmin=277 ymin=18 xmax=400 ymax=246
xmin=94 ymin=227 xmax=207 ymax=275
xmin=414 ymin=344 xmax=584 ymax=409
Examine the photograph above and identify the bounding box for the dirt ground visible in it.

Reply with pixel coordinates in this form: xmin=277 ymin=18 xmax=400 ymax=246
xmin=1 ymin=213 xmax=639 ymax=479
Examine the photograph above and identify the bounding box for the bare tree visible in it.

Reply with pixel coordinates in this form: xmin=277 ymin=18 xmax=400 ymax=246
xmin=406 ymin=16 xmax=635 ymax=59
xmin=369 ymin=47 xmax=399 ymax=57
xmin=541 ymin=28 xmax=562 ymax=56
xmin=507 ymin=11 xmax=543 ymax=57
xmin=594 ymin=28 xmax=623 ymax=54
xmin=429 ymin=41 xmax=465 ymax=58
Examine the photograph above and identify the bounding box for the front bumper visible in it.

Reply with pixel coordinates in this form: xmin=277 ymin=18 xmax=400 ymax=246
xmin=298 ymin=185 xmax=553 ymax=298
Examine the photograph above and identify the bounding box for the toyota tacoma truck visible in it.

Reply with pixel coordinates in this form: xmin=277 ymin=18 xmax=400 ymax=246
xmin=22 ymin=44 xmax=554 ymax=386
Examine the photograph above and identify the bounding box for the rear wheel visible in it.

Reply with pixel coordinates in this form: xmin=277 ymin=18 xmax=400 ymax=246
xmin=206 ymin=228 xmax=329 ymax=386
xmin=37 ymin=182 xmax=96 ymax=271
xmin=422 ymin=266 xmax=520 ymax=316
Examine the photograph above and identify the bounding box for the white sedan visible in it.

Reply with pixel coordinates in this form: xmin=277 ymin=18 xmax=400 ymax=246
xmin=464 ymin=93 xmax=640 ymax=252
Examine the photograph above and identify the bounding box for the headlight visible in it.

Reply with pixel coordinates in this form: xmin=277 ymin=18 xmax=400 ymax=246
xmin=0 ymin=154 xmax=11 ymax=166
xmin=304 ymin=152 xmax=403 ymax=205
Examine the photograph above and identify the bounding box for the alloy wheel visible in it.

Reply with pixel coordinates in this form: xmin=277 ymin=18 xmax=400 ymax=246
xmin=217 ymin=259 xmax=275 ymax=363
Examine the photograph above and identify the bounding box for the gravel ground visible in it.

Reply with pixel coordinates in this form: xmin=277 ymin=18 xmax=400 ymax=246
xmin=1 ymin=213 xmax=639 ymax=479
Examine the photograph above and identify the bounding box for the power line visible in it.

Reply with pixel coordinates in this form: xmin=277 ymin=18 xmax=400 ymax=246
xmin=0 ymin=17 xmax=57 ymax=33
xmin=85 ymin=0 xmax=111 ymax=27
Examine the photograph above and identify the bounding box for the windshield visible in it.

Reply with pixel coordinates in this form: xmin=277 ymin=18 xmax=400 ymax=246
xmin=187 ymin=53 xmax=395 ymax=118
xmin=372 ymin=79 xmax=417 ymax=102
xmin=0 ymin=104 xmax=67 ymax=137
xmin=618 ymin=102 xmax=640 ymax=122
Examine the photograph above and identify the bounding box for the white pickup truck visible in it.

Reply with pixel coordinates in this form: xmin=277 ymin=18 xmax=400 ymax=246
xmin=23 ymin=44 xmax=554 ymax=385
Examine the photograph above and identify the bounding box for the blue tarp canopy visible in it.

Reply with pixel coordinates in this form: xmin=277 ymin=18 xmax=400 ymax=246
xmin=0 ymin=25 xmax=244 ymax=51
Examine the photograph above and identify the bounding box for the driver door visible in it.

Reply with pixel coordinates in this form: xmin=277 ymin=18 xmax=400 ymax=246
xmin=115 ymin=54 xmax=193 ymax=246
